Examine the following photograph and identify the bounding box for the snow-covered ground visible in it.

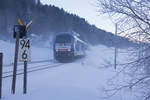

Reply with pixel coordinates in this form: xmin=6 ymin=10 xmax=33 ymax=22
xmin=0 ymin=40 xmax=135 ymax=100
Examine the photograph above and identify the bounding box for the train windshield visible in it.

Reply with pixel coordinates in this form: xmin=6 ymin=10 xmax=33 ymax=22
xmin=55 ymin=35 xmax=72 ymax=43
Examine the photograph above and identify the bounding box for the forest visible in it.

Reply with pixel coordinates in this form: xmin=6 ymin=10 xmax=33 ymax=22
xmin=0 ymin=0 xmax=133 ymax=47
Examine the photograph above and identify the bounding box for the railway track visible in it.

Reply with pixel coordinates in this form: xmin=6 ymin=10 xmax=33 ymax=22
xmin=3 ymin=59 xmax=54 ymax=67
xmin=2 ymin=60 xmax=64 ymax=79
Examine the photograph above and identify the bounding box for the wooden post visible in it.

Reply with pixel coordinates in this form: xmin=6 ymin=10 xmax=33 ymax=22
xmin=23 ymin=61 xmax=27 ymax=94
xmin=12 ymin=32 xmax=20 ymax=94
xmin=0 ymin=53 xmax=3 ymax=99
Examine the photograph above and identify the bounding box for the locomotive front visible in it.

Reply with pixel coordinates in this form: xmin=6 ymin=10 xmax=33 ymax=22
xmin=53 ymin=34 xmax=74 ymax=60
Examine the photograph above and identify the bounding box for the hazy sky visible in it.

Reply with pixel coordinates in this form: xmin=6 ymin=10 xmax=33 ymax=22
xmin=40 ymin=0 xmax=115 ymax=33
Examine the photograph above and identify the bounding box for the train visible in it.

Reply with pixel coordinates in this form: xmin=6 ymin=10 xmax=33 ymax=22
xmin=53 ymin=32 xmax=88 ymax=61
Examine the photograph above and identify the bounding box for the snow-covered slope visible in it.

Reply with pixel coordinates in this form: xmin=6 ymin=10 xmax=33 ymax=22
xmin=0 ymin=40 xmax=135 ymax=100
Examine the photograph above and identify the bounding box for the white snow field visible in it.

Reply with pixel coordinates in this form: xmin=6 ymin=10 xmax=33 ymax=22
xmin=0 ymin=40 xmax=135 ymax=100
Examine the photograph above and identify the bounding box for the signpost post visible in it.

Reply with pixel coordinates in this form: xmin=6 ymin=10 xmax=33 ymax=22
xmin=24 ymin=61 xmax=27 ymax=94
xmin=114 ymin=23 xmax=118 ymax=70
xmin=12 ymin=26 xmax=21 ymax=94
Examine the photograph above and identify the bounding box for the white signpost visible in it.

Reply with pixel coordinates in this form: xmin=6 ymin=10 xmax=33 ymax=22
xmin=19 ymin=39 xmax=31 ymax=62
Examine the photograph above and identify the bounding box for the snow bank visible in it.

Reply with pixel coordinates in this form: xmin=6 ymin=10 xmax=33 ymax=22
xmin=84 ymin=45 xmax=130 ymax=69
xmin=0 ymin=40 xmax=15 ymax=64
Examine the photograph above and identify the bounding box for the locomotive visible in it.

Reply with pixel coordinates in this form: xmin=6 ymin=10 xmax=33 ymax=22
xmin=53 ymin=32 xmax=88 ymax=61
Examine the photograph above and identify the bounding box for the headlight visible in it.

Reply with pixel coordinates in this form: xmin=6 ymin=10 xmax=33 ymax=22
xmin=68 ymin=49 xmax=71 ymax=51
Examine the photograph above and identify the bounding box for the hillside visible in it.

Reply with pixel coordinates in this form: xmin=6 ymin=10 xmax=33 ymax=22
xmin=0 ymin=0 xmax=133 ymax=47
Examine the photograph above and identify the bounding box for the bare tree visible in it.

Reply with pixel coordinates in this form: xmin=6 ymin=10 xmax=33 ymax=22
xmin=97 ymin=0 xmax=150 ymax=99
xmin=98 ymin=0 xmax=150 ymax=40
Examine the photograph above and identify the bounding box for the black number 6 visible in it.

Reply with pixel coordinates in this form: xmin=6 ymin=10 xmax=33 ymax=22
xmin=22 ymin=50 xmax=27 ymax=60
